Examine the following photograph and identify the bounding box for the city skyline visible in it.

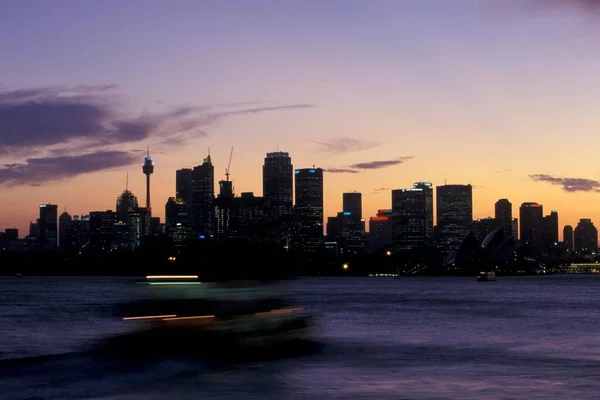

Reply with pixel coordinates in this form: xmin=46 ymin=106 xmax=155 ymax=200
xmin=3 ymin=0 xmax=600 ymax=236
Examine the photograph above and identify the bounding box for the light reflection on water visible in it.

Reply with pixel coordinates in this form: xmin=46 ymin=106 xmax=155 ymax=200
xmin=2 ymin=275 xmax=600 ymax=399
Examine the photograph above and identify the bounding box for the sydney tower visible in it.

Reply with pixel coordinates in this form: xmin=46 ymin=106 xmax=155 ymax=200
xmin=142 ymin=148 xmax=154 ymax=210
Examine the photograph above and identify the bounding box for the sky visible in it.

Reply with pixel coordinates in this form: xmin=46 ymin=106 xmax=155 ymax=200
xmin=2 ymin=0 xmax=600 ymax=238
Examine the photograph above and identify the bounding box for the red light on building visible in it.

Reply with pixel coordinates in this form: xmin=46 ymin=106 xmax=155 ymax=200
xmin=370 ymin=216 xmax=389 ymax=221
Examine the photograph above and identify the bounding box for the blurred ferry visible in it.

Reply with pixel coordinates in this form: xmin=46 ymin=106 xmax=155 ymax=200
xmin=477 ymin=271 xmax=496 ymax=282
xmin=113 ymin=275 xmax=313 ymax=352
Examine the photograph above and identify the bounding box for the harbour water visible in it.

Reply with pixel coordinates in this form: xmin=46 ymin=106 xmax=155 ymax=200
xmin=2 ymin=275 xmax=600 ymax=399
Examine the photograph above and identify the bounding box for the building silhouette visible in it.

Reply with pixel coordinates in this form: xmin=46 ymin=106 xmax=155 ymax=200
xmin=436 ymin=184 xmax=473 ymax=260
xmin=391 ymin=182 xmax=433 ymax=252
xmin=39 ymin=204 xmax=58 ymax=251
xmin=369 ymin=209 xmax=393 ymax=253
xmin=190 ymin=153 xmax=215 ymax=237
xmin=58 ymin=210 xmax=72 ymax=250
xmin=574 ymin=218 xmax=598 ymax=254
xmin=175 ymin=168 xmax=193 ymax=217
xmin=542 ymin=210 xmax=559 ymax=253
xmin=519 ymin=202 xmax=543 ymax=255
xmin=263 ymin=152 xmax=293 ymax=221
xmin=494 ymin=199 xmax=512 ymax=238
xmin=563 ymin=225 xmax=574 ymax=252
xmin=343 ymin=192 xmax=362 ymax=219
xmin=293 ymin=167 xmax=324 ymax=252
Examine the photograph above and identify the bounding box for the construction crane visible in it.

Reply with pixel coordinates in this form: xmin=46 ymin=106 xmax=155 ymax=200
xmin=225 ymin=146 xmax=234 ymax=181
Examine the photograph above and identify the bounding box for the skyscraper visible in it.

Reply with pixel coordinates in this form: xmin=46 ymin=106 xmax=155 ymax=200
xmin=39 ymin=204 xmax=58 ymax=250
xmin=294 ymin=167 xmax=324 ymax=252
xmin=563 ymin=225 xmax=574 ymax=252
xmin=190 ymin=153 xmax=215 ymax=236
xmin=519 ymin=202 xmax=543 ymax=255
xmin=343 ymin=192 xmax=362 ymax=219
xmin=263 ymin=152 xmax=293 ymax=221
xmin=542 ymin=210 xmax=559 ymax=253
xmin=391 ymin=182 xmax=433 ymax=252
xmin=176 ymin=168 xmax=192 ymax=205
xmin=58 ymin=210 xmax=72 ymax=250
xmin=574 ymin=219 xmax=598 ymax=254
xmin=436 ymin=184 xmax=473 ymax=259
xmin=494 ymin=199 xmax=512 ymax=238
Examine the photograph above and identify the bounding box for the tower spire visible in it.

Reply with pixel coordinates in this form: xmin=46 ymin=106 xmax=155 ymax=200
xmin=126 ymin=171 xmax=129 ymax=191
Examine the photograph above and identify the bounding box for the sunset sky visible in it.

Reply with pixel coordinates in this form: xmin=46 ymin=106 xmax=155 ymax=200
xmin=2 ymin=0 xmax=600 ymax=238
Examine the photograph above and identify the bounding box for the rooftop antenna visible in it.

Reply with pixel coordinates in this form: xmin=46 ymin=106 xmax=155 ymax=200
xmin=444 ymin=178 xmax=447 ymax=185
xmin=147 ymin=146 xmax=150 ymax=157
xmin=277 ymin=140 xmax=279 ymax=152
xmin=126 ymin=171 xmax=129 ymax=191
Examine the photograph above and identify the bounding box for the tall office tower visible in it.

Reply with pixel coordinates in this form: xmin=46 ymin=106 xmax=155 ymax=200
xmin=142 ymin=149 xmax=154 ymax=210
xmin=237 ymin=192 xmax=264 ymax=239
xmin=341 ymin=191 xmax=365 ymax=241
xmin=563 ymin=225 xmax=574 ymax=252
xmin=58 ymin=209 xmax=72 ymax=250
xmin=294 ymin=167 xmax=324 ymax=252
xmin=39 ymin=204 xmax=58 ymax=250
xmin=542 ymin=210 xmax=559 ymax=253
xmin=176 ymin=168 xmax=193 ymax=215
xmin=165 ymin=197 xmax=190 ymax=243
xmin=511 ymin=218 xmax=519 ymax=239
xmin=574 ymin=218 xmax=598 ymax=254
xmin=215 ymin=179 xmax=235 ymax=237
xmin=391 ymin=182 xmax=434 ymax=252
xmin=263 ymin=152 xmax=293 ymax=221
xmin=519 ymin=202 xmax=544 ymax=254
xmin=190 ymin=153 xmax=215 ymax=236
xmin=436 ymin=184 xmax=473 ymax=259
xmin=494 ymin=199 xmax=513 ymax=237
xmin=89 ymin=210 xmax=117 ymax=252
xmin=472 ymin=217 xmax=497 ymax=242
xmin=369 ymin=209 xmax=393 ymax=253
xmin=343 ymin=192 xmax=362 ymax=219
xmin=116 ymin=189 xmax=139 ymax=223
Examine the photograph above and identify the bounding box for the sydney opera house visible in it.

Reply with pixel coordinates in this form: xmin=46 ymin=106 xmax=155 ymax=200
xmin=445 ymin=226 xmax=533 ymax=274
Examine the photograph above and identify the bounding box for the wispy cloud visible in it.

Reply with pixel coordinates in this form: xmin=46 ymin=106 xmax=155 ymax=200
xmin=0 ymin=151 xmax=138 ymax=186
xmin=529 ymin=174 xmax=600 ymax=192
xmin=326 ymin=157 xmax=414 ymax=174
xmin=324 ymin=168 xmax=360 ymax=174
xmin=314 ymin=138 xmax=379 ymax=153
xmin=0 ymin=85 xmax=316 ymax=184
xmin=495 ymin=168 xmax=514 ymax=173
xmin=349 ymin=157 xmax=414 ymax=170
xmin=0 ymin=85 xmax=315 ymax=156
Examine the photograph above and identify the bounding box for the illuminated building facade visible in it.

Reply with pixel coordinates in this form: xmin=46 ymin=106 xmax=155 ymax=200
xmin=369 ymin=209 xmax=393 ymax=252
xmin=190 ymin=154 xmax=215 ymax=237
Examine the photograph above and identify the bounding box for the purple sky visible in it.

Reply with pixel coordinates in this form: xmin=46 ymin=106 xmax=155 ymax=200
xmin=2 ymin=0 xmax=600 ymax=236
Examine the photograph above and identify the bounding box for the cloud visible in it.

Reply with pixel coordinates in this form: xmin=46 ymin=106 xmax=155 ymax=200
xmin=495 ymin=168 xmax=514 ymax=173
xmin=0 ymin=151 xmax=138 ymax=186
xmin=314 ymin=138 xmax=379 ymax=153
xmin=0 ymin=85 xmax=316 ymax=156
xmin=324 ymin=168 xmax=360 ymax=174
xmin=349 ymin=157 xmax=414 ymax=170
xmin=373 ymin=187 xmax=390 ymax=192
xmin=0 ymin=85 xmax=316 ymax=184
xmin=325 ymin=157 xmax=414 ymax=174
xmin=529 ymin=174 xmax=600 ymax=192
